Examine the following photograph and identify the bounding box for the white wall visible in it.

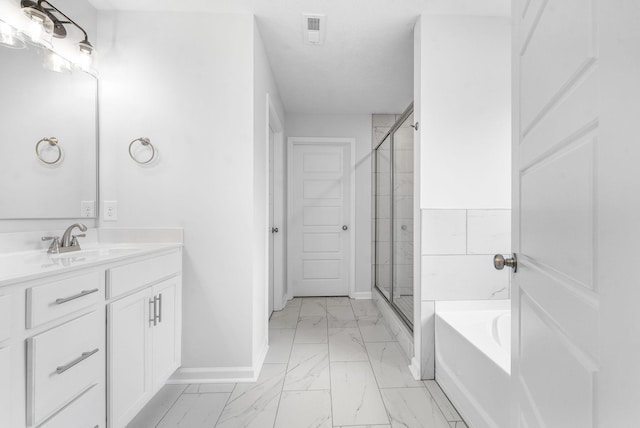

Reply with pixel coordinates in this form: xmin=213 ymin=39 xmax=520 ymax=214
xmin=252 ymin=21 xmax=285 ymax=367
xmin=415 ymin=14 xmax=511 ymax=379
xmin=98 ymin=10 xmax=278 ymax=377
xmin=419 ymin=15 xmax=511 ymax=211
xmin=285 ymin=114 xmax=372 ymax=297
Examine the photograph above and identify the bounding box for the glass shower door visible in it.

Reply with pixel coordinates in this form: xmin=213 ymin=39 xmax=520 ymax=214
xmin=374 ymin=107 xmax=414 ymax=329
xmin=375 ymin=136 xmax=393 ymax=301
xmin=392 ymin=113 xmax=414 ymax=324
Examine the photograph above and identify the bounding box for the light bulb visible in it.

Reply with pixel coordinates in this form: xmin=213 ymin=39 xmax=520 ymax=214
xmin=21 ymin=6 xmax=53 ymax=48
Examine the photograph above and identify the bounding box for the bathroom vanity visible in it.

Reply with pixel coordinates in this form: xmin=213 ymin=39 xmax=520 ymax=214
xmin=0 ymin=230 xmax=183 ymax=428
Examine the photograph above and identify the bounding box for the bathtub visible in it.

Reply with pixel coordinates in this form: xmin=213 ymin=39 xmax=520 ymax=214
xmin=435 ymin=300 xmax=510 ymax=428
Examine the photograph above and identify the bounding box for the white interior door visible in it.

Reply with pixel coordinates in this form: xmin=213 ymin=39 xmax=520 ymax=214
xmin=268 ymin=126 xmax=275 ymax=317
xmin=510 ymin=0 xmax=640 ymax=426
xmin=288 ymin=140 xmax=352 ymax=297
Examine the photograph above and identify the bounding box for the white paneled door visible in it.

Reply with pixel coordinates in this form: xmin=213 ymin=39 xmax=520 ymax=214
xmin=289 ymin=139 xmax=353 ymax=297
xmin=512 ymin=1 xmax=640 ymax=426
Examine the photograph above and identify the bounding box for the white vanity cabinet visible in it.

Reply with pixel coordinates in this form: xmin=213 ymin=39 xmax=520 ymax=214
xmin=0 ymin=241 xmax=182 ymax=428
xmin=107 ymin=250 xmax=182 ymax=428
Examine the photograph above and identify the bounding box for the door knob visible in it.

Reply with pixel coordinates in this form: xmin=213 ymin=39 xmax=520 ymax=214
xmin=271 ymin=227 xmax=279 ymax=233
xmin=342 ymin=225 xmax=348 ymax=231
xmin=494 ymin=254 xmax=517 ymax=273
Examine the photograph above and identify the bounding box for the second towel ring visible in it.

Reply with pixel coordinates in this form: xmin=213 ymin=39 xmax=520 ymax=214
xmin=36 ymin=137 xmax=62 ymax=165
xmin=129 ymin=137 xmax=156 ymax=164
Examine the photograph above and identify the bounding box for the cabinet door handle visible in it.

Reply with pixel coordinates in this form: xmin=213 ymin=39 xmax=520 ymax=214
xmin=55 ymin=348 xmax=99 ymax=374
xmin=156 ymin=293 xmax=163 ymax=324
xmin=149 ymin=298 xmax=157 ymax=326
xmin=55 ymin=288 xmax=99 ymax=305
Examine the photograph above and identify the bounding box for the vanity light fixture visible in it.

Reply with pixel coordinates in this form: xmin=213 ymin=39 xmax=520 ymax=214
xmin=0 ymin=19 xmax=26 ymax=49
xmin=21 ymin=4 xmax=54 ymax=48
xmin=20 ymin=0 xmax=95 ymax=66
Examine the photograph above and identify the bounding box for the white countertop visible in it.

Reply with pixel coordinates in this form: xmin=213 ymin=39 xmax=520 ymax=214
xmin=0 ymin=228 xmax=183 ymax=287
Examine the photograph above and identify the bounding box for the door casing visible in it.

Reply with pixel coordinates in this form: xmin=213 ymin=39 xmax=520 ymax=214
xmin=266 ymin=95 xmax=285 ymax=311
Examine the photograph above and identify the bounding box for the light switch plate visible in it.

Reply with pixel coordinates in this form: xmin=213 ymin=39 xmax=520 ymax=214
xmin=81 ymin=201 xmax=95 ymax=218
xmin=104 ymin=201 xmax=118 ymax=221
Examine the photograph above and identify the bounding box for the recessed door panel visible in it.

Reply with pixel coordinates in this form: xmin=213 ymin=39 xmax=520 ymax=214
xmin=304 ymin=233 xmax=341 ymax=253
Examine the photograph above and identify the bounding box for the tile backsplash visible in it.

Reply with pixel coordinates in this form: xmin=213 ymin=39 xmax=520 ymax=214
xmin=421 ymin=208 xmax=511 ymax=300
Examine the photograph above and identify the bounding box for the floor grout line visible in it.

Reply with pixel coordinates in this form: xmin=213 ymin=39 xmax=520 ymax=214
xmin=152 ymin=384 xmax=188 ymax=428
xmin=326 ymin=302 xmax=335 ymax=427
xmin=269 ymin=297 xmax=303 ymax=428
xmin=212 ymin=387 xmax=235 ymax=428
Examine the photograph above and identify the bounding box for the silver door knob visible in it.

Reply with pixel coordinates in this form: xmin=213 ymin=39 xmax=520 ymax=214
xmin=494 ymin=254 xmax=517 ymax=272
xmin=342 ymin=225 xmax=348 ymax=231
xmin=271 ymin=227 xmax=279 ymax=233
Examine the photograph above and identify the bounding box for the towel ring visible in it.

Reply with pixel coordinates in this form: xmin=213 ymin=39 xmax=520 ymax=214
xmin=35 ymin=137 xmax=62 ymax=165
xmin=129 ymin=137 xmax=156 ymax=164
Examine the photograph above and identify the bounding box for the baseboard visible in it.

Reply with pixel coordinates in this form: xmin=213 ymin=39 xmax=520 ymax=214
xmin=351 ymin=291 xmax=372 ymax=300
xmin=169 ymin=365 xmax=259 ymax=384
xmin=253 ymin=342 xmax=269 ymax=379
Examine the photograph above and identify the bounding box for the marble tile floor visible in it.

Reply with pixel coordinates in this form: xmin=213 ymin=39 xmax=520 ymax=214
xmin=128 ymin=297 xmax=467 ymax=428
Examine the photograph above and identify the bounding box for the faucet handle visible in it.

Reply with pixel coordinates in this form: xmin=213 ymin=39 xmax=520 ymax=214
xmin=71 ymin=234 xmax=86 ymax=247
xmin=42 ymin=236 xmax=61 ymax=254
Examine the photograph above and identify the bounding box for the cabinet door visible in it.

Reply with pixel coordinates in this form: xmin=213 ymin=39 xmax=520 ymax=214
xmin=0 ymin=345 xmax=11 ymax=428
xmin=151 ymin=278 xmax=181 ymax=390
xmin=108 ymin=288 xmax=152 ymax=428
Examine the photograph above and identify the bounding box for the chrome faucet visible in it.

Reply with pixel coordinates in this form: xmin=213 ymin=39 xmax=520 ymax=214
xmin=42 ymin=223 xmax=87 ymax=254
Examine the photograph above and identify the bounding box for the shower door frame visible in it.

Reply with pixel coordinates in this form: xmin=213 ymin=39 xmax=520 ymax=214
xmin=373 ymin=103 xmax=414 ymax=330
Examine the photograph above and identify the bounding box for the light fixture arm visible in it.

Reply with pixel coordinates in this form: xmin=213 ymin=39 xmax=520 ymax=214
xmin=36 ymin=0 xmax=90 ymax=43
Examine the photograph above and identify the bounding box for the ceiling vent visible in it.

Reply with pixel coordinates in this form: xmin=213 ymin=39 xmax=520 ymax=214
xmin=302 ymin=14 xmax=326 ymax=45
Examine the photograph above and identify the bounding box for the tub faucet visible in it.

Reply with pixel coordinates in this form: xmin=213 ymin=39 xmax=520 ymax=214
xmin=42 ymin=223 xmax=87 ymax=254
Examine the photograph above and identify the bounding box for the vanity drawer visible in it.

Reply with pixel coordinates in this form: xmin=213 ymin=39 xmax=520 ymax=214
xmin=0 ymin=294 xmax=12 ymax=342
xmin=108 ymin=251 xmax=181 ymax=299
xmin=39 ymin=383 xmax=104 ymax=428
xmin=27 ymin=310 xmax=103 ymax=426
xmin=26 ymin=271 xmax=104 ymax=329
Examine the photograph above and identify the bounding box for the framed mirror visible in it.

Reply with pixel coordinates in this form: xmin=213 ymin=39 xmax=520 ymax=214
xmin=0 ymin=42 xmax=97 ymax=219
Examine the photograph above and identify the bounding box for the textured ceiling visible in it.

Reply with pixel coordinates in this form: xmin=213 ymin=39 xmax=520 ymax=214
xmin=89 ymin=0 xmax=510 ymax=114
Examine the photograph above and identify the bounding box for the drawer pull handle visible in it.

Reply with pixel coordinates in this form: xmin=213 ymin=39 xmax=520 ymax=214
xmin=55 ymin=348 xmax=99 ymax=374
xmin=149 ymin=298 xmax=157 ymax=326
xmin=55 ymin=288 xmax=100 ymax=305
xmin=156 ymin=293 xmax=162 ymax=324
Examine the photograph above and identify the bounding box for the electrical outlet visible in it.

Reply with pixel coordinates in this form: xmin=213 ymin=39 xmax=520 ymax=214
xmin=104 ymin=201 xmax=118 ymax=221
xmin=81 ymin=201 xmax=95 ymax=218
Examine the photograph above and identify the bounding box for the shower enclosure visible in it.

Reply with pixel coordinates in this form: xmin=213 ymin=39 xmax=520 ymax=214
xmin=374 ymin=105 xmax=414 ymax=329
